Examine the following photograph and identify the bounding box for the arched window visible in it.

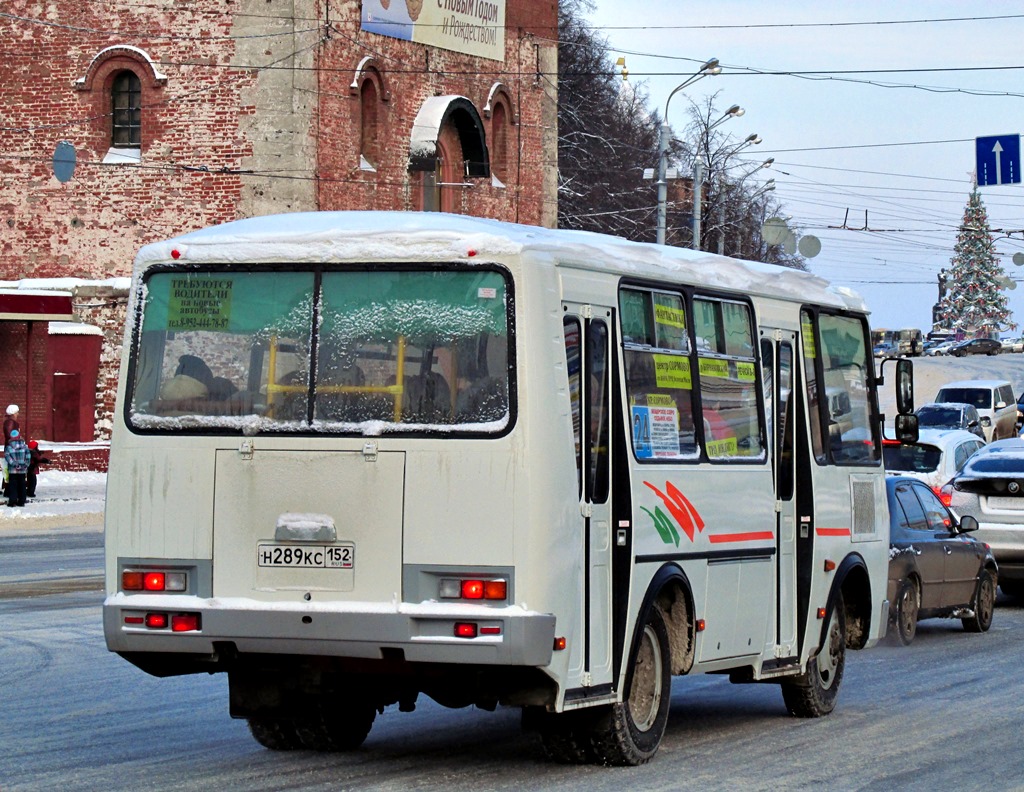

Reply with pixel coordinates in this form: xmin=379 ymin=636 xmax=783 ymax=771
xmin=491 ymin=102 xmax=508 ymax=183
xmin=111 ymin=70 xmax=142 ymax=148
xmin=360 ymin=79 xmax=379 ymax=170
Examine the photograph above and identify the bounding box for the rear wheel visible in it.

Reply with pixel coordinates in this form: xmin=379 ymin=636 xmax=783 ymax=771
xmin=894 ymin=579 xmax=920 ymax=646
xmin=782 ymin=594 xmax=846 ymax=717
xmin=589 ymin=606 xmax=672 ymax=766
xmin=248 ymin=718 xmax=302 ymax=750
xmin=963 ymin=570 xmax=996 ymax=633
xmin=292 ymin=697 xmax=377 ymax=752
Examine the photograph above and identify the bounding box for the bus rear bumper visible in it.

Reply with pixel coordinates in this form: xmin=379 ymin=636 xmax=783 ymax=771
xmin=103 ymin=593 xmax=557 ymax=667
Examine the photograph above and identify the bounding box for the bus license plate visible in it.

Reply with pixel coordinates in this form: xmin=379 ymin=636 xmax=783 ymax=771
xmin=257 ymin=543 xmax=354 ymax=569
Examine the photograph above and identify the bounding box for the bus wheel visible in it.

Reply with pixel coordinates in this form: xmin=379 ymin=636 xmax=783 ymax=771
xmin=590 ymin=606 xmax=671 ymax=766
xmin=248 ymin=718 xmax=302 ymax=750
xmin=528 ymin=709 xmax=598 ymax=764
xmin=293 ymin=697 xmax=377 ymax=752
xmin=782 ymin=594 xmax=846 ymax=718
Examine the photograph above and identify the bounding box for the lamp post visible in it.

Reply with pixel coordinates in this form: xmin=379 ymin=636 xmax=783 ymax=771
xmin=656 ymin=58 xmax=721 ymax=245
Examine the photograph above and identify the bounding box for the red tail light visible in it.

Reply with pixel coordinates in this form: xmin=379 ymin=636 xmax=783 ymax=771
xmin=937 ymin=484 xmax=953 ymax=508
xmin=454 ymin=622 xmax=478 ymax=638
xmin=145 ymin=612 xmax=168 ymax=629
xmin=171 ymin=613 xmax=201 ymax=632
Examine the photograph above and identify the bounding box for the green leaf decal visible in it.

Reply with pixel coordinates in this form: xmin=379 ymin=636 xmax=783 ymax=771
xmin=642 ymin=506 xmax=681 ymax=547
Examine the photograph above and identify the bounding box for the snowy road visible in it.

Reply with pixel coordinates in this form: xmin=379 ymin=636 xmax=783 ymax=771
xmin=2 ymin=584 xmax=1023 ymax=791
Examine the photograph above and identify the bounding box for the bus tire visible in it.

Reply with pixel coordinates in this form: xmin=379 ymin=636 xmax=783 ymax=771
xmin=248 ymin=718 xmax=302 ymax=750
xmin=293 ymin=697 xmax=376 ymax=752
xmin=530 ymin=710 xmax=598 ymax=764
xmin=782 ymin=594 xmax=846 ymax=718
xmin=590 ymin=606 xmax=671 ymax=766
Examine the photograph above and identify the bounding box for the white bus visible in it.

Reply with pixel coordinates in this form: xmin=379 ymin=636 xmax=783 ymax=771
xmin=104 ymin=212 xmax=915 ymax=765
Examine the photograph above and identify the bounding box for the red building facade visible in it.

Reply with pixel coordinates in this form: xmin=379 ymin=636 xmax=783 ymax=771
xmin=0 ymin=0 xmax=559 ymax=440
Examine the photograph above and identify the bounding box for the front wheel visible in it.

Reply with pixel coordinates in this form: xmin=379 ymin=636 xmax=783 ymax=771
xmin=589 ymin=606 xmax=672 ymax=766
xmin=894 ymin=579 xmax=920 ymax=645
xmin=782 ymin=594 xmax=846 ymax=718
xmin=963 ymin=570 xmax=996 ymax=633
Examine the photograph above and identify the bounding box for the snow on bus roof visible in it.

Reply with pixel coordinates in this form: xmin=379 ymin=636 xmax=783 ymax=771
xmin=134 ymin=211 xmax=865 ymax=311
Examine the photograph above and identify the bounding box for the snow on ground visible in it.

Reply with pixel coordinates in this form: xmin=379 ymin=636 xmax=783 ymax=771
xmin=0 ymin=471 xmax=106 ymax=529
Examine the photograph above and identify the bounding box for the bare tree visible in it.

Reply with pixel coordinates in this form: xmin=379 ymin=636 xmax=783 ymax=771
xmin=556 ymin=3 xmax=804 ymax=268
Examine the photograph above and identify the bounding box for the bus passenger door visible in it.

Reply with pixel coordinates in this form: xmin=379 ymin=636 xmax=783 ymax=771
xmin=563 ymin=304 xmax=614 ymax=690
xmin=762 ymin=330 xmax=798 ymax=656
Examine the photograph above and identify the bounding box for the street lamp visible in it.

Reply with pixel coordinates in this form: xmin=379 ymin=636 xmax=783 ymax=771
xmin=656 ymin=58 xmax=721 ymax=245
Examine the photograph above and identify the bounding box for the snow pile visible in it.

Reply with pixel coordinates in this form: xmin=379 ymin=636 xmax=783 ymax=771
xmin=0 ymin=471 xmax=105 ymax=524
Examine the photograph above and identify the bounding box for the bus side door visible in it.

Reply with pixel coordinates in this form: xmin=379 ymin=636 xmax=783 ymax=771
xmin=563 ymin=302 xmax=614 ymax=690
xmin=761 ymin=329 xmax=799 ymax=657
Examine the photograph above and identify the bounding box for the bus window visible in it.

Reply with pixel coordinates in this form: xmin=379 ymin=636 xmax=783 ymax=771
xmin=128 ymin=268 xmax=511 ymax=434
xmin=694 ymin=297 xmax=763 ymax=460
xmin=817 ymin=313 xmax=876 ymax=464
xmin=131 ymin=271 xmax=315 ymax=424
xmin=801 ymin=310 xmax=826 ymax=463
xmin=588 ymin=320 xmax=610 ymax=503
xmin=620 ymin=287 xmax=697 ymax=460
xmin=564 ymin=317 xmax=582 ymax=496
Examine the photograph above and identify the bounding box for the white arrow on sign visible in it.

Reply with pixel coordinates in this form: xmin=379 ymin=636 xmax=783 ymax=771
xmin=993 ymin=141 xmax=1004 ymax=185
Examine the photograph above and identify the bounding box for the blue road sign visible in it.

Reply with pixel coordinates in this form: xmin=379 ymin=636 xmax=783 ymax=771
xmin=976 ymin=134 xmax=1021 ymax=186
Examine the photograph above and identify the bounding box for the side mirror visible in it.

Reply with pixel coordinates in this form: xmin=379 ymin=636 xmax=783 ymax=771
xmin=968 ymin=419 xmax=980 ymax=428
xmin=895 ymin=358 xmax=914 ymax=415
xmin=958 ymin=514 xmax=979 ymax=533
xmin=996 ymin=401 xmax=1007 ymax=410
xmin=895 ymin=413 xmax=919 ymax=444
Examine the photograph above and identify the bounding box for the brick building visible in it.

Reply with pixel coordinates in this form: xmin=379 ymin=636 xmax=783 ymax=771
xmin=0 ymin=0 xmax=559 ymax=441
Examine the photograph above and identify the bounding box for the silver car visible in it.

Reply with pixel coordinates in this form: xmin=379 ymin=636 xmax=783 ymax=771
xmin=945 ymin=438 xmax=1024 ymax=598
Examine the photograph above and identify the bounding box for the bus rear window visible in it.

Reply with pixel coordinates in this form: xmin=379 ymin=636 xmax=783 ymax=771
xmin=128 ymin=268 xmax=511 ymax=435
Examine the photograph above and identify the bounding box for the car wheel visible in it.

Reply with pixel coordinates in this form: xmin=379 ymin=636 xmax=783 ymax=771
xmin=782 ymin=593 xmax=846 ymax=717
xmin=963 ymin=570 xmax=996 ymax=633
xmin=894 ymin=579 xmax=919 ymax=646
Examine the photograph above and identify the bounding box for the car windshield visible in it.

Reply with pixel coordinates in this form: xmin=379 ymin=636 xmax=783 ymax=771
xmin=916 ymin=407 xmax=961 ymax=426
xmin=936 ymin=388 xmax=990 ymax=409
xmin=883 ymin=443 xmax=941 ymax=473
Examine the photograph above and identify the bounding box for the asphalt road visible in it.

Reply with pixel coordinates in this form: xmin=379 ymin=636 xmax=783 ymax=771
xmin=2 ymin=578 xmax=1023 ymax=791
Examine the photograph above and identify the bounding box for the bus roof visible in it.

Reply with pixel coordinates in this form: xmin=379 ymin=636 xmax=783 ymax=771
xmin=133 ymin=211 xmax=866 ymax=312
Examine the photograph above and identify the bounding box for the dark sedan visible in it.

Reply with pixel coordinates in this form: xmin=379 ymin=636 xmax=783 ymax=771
xmin=886 ymin=476 xmax=997 ymax=645
xmin=949 ymin=338 xmax=1002 ymax=357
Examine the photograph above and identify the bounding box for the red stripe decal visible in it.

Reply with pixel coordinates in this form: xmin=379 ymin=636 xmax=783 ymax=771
xmin=708 ymin=531 xmax=775 ymax=544
xmin=816 ymin=527 xmax=851 ymax=536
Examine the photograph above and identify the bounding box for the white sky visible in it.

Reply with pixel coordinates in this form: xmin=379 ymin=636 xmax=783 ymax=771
xmin=584 ymin=1 xmax=1024 ymax=335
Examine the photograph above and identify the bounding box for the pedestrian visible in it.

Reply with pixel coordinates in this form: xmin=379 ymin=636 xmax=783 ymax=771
xmin=4 ymin=429 xmax=30 ymax=507
xmin=2 ymin=404 xmax=18 ymax=497
xmin=26 ymin=440 xmax=50 ymax=499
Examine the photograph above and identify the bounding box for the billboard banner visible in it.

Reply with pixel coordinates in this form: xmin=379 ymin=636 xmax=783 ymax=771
xmin=361 ymin=0 xmax=506 ymax=62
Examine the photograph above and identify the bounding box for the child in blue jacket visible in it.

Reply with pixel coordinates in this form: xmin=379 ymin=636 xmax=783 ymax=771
xmin=5 ymin=429 xmax=30 ymax=507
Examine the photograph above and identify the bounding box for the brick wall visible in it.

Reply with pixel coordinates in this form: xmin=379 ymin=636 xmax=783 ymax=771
xmin=1 ymin=1 xmax=558 ymax=438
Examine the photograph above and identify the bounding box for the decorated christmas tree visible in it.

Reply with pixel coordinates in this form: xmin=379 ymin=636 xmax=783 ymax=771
xmin=935 ymin=189 xmax=1016 ymax=336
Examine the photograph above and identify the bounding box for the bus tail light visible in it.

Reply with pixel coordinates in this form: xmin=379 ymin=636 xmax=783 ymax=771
xmin=455 ymin=622 xmax=478 ymax=638
xmin=439 ymin=578 xmax=508 ymax=601
xmin=122 ymin=569 xmax=187 ymax=592
xmin=145 ymin=612 xmax=168 ymax=629
xmin=171 ymin=613 xmax=201 ymax=632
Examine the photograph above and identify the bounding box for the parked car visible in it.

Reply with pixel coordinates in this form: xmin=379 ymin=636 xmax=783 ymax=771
xmin=944 ymin=438 xmax=1024 ymax=599
xmin=948 ymin=338 xmax=1002 ymax=357
xmin=914 ymin=402 xmax=986 ymax=440
xmin=1001 ymin=337 xmax=1024 ymax=354
xmin=887 ymin=477 xmax=997 ymax=645
xmin=933 ymin=380 xmax=1017 ymax=442
xmin=882 ymin=428 xmax=985 ymax=493
xmin=873 ymin=342 xmax=898 ymax=358
xmin=925 ymin=341 xmax=955 ymax=357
